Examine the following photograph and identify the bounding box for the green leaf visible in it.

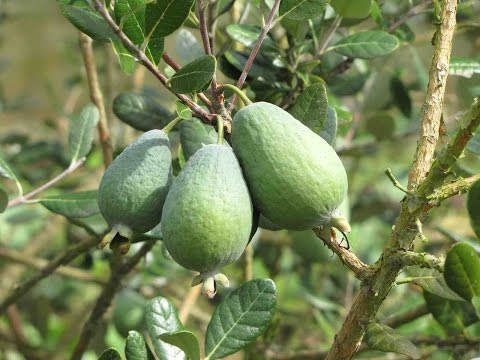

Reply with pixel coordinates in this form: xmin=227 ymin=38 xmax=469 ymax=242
xmin=390 ymin=76 xmax=412 ymax=118
xmin=279 ymin=0 xmax=327 ymax=21
xmin=226 ymin=24 xmax=278 ymax=53
xmin=40 ymin=190 xmax=99 ymax=219
xmin=176 ymin=29 xmax=204 ymax=64
xmin=467 ymin=179 xmax=480 ymax=239
xmin=223 ymin=51 xmax=276 ymax=79
xmin=406 ymin=266 xmax=464 ymax=301
xmin=112 ymin=40 xmax=137 ymax=75
xmin=215 ymin=0 xmax=235 ymax=18
xmin=146 ymin=297 xmax=186 ymax=360
xmin=113 ymin=290 xmax=148 ymax=337
xmin=68 ymin=103 xmax=99 ymax=164
xmin=0 ymin=187 xmax=8 ymax=214
xmin=125 ymin=331 xmax=155 ymax=360
xmin=329 ymin=72 xmax=369 ymax=96
xmin=146 ymin=0 xmax=195 ymax=39
xmin=205 ymin=279 xmax=277 ymax=360
xmin=59 ymin=4 xmax=117 ymax=42
xmin=170 ymin=55 xmax=217 ymax=94
xmin=365 ymin=322 xmax=421 ymax=359
xmin=449 ymin=57 xmax=480 ymax=78
xmin=114 ymin=0 xmax=164 ymax=65
xmin=424 ymin=291 xmax=479 ymax=334
xmin=365 ymin=112 xmax=396 ymax=140
xmin=180 ymin=119 xmax=219 ymax=160
xmin=289 ymin=83 xmax=328 ymax=134
xmin=0 ymin=152 xmax=19 ymax=182
xmin=98 ymin=348 xmax=122 ymax=360
xmin=331 ymin=0 xmax=372 ymax=19
xmin=113 ymin=92 xmax=173 ymax=131
xmin=370 ymin=0 xmax=386 ymax=28
xmin=176 ymin=101 xmax=193 ymax=120
xmin=444 ymin=243 xmax=480 ymax=301
xmin=473 ymin=295 xmax=480 ymax=318
xmin=328 ymin=31 xmax=399 ymax=59
xmin=159 ymin=330 xmax=200 ymax=360
xmin=319 ymin=107 xmax=337 ymax=145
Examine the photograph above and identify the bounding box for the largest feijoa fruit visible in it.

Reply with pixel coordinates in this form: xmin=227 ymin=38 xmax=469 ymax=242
xmin=161 ymin=144 xmax=252 ymax=297
xmin=232 ymin=102 xmax=349 ymax=232
xmin=98 ymin=130 xmax=172 ymax=242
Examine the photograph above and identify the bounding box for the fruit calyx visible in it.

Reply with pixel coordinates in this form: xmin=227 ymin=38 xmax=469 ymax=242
xmin=330 ymin=213 xmax=351 ymax=233
xmin=191 ymin=270 xmax=230 ymax=299
xmin=100 ymin=224 xmax=133 ymax=254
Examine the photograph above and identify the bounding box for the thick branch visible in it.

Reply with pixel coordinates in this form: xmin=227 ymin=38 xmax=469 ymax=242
xmin=427 ymin=173 xmax=480 ymax=204
xmin=0 ymin=237 xmax=98 ymax=314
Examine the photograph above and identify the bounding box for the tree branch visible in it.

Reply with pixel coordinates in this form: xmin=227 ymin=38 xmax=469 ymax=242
xmin=393 ymin=250 xmax=443 ymax=271
xmin=427 ymin=174 xmax=480 ymax=204
xmin=382 ymin=304 xmax=429 ymax=328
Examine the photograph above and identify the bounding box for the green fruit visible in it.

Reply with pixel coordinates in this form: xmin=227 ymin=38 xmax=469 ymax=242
xmin=161 ymin=144 xmax=252 ymax=297
xmin=232 ymin=102 xmax=349 ymax=232
xmin=112 ymin=289 xmax=147 ymax=337
xmin=290 ymin=230 xmax=330 ymax=263
xmin=98 ymin=130 xmax=172 ymax=242
xmin=259 ymin=214 xmax=283 ymax=231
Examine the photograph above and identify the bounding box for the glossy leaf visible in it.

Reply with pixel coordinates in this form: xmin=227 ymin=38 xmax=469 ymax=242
xmin=0 ymin=152 xmax=19 ymax=181
xmin=98 ymin=348 xmax=122 ymax=360
xmin=328 ymin=31 xmax=399 ymax=59
xmin=467 ymin=179 xmax=480 ymax=239
xmin=319 ymin=107 xmax=337 ymax=145
xmin=59 ymin=4 xmax=116 ymax=42
xmin=146 ymin=0 xmax=195 ymax=39
xmin=290 ymin=83 xmax=328 ymax=134
xmin=113 ymin=92 xmax=173 ymax=131
xmin=176 ymin=29 xmax=204 ymax=64
xmin=331 ymin=0 xmax=372 ymax=19
xmin=0 ymin=187 xmax=8 ymax=214
xmin=226 ymin=24 xmax=277 ymax=53
xmin=125 ymin=331 xmax=155 ymax=360
xmin=176 ymin=101 xmax=192 ymax=120
xmin=180 ymin=119 xmax=218 ymax=160
xmin=146 ymin=297 xmax=186 ymax=360
xmin=223 ymin=51 xmax=276 ymax=79
xmin=40 ymin=190 xmax=99 ymax=219
xmin=68 ymin=103 xmax=99 ymax=164
xmin=279 ymin=0 xmax=327 ymax=21
xmin=112 ymin=40 xmax=137 ymax=74
xmin=159 ymin=330 xmax=200 ymax=360
xmin=205 ymin=279 xmax=277 ymax=360
xmin=444 ymin=243 xmax=480 ymax=301
xmin=170 ymin=55 xmax=217 ymax=94
xmin=215 ymin=0 xmax=235 ymax=18
xmin=449 ymin=57 xmax=480 ymax=78
xmin=407 ymin=266 xmax=463 ymax=301
xmin=365 ymin=322 xmax=421 ymax=359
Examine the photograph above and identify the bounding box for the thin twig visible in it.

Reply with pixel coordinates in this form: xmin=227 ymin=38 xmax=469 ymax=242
xmin=427 ymin=173 xmax=480 ymax=204
xmin=0 ymin=247 xmax=106 ymax=285
xmin=227 ymin=0 xmax=281 ymax=111
xmin=91 ymin=0 xmax=214 ymax=124
xmin=382 ymin=304 xmax=429 ymax=328
xmin=388 ymin=0 xmax=432 ymax=33
xmin=0 ymin=237 xmax=98 ymax=314
xmin=385 ymin=168 xmax=415 ymax=195
xmin=242 ymin=244 xmax=254 ymax=282
xmin=317 ymin=15 xmax=342 ymax=55
xmin=197 ymin=0 xmax=213 ymax=55
xmin=70 ymin=240 xmax=156 ymax=360
xmin=7 ymin=158 xmax=86 ymax=208
xmin=178 ymin=285 xmax=202 ymax=324
xmin=79 ymin=33 xmax=113 ymax=167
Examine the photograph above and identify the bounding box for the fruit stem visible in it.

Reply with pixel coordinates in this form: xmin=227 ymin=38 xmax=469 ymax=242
xmin=162 ymin=116 xmax=184 ymax=134
xmin=216 ymin=116 xmax=224 ymax=145
xmin=220 ymin=84 xmax=253 ymax=106
xmin=331 ymin=215 xmax=352 ymax=234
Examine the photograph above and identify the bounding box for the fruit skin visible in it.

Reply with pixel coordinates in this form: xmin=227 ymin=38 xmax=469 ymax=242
xmin=232 ymin=102 xmax=348 ymax=231
xmin=98 ymin=130 xmax=172 ymax=236
xmin=161 ymin=144 xmax=252 ymax=275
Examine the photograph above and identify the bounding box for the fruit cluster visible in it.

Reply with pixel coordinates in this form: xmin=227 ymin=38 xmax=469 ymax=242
xmin=98 ymin=102 xmax=349 ymax=298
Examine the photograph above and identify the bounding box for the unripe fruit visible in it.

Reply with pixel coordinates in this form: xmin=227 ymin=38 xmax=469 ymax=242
xmin=98 ymin=130 xmax=172 ymax=245
xmin=232 ymin=102 xmax=350 ymax=232
xmin=161 ymin=144 xmax=253 ymax=298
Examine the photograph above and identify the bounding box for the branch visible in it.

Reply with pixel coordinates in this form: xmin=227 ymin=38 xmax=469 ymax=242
xmin=178 ymin=285 xmax=202 ymax=324
xmin=70 ymin=240 xmax=156 ymax=360
xmin=0 ymin=237 xmax=98 ymax=314
xmin=427 ymin=173 xmax=480 ymax=204
xmin=227 ymin=0 xmax=281 ymax=111
xmin=387 ymin=0 xmax=431 ymax=33
xmin=393 ymin=250 xmax=443 ymax=272
xmin=79 ymin=33 xmax=113 ymax=168
xmin=91 ymin=0 xmax=214 ymax=124
xmin=382 ymin=304 xmax=429 ymax=328
xmin=0 ymin=247 xmax=106 ymax=285
xmin=242 ymin=244 xmax=254 ymax=282
xmin=312 ymin=227 xmax=372 ymax=280
xmin=7 ymin=158 xmax=86 ymax=208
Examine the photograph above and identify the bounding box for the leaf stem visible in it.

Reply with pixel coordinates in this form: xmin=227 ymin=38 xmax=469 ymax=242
xmin=385 ymin=168 xmax=414 ymax=195
xmin=162 ymin=116 xmax=184 ymax=134
xmin=220 ymin=84 xmax=253 ymax=106
xmin=216 ymin=116 xmax=224 ymax=145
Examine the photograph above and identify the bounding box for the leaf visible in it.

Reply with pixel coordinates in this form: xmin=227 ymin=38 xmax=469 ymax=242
xmin=226 ymin=24 xmax=277 ymax=53
xmin=329 ymin=72 xmax=369 ymax=96
xmin=176 ymin=101 xmax=193 ymax=120
xmin=68 ymin=103 xmax=99 ymax=163
xmin=390 ymin=76 xmax=412 ymax=118
xmin=223 ymin=51 xmax=276 ymax=79
xmin=473 ymin=295 xmax=480 ymax=318
xmin=467 ymin=130 xmax=480 ymax=156
xmin=205 ymin=279 xmax=277 ymax=360
xmin=112 ymin=40 xmax=137 ymax=75
xmin=170 ymin=55 xmax=217 ymax=94
xmin=406 ymin=266 xmax=464 ymax=301
xmin=365 ymin=112 xmax=395 ymax=140
xmin=449 ymin=57 xmax=480 ymax=78
xmin=331 ymin=0 xmax=372 ymax=19
xmin=125 ymin=331 xmax=155 ymax=360
xmin=59 ymin=4 xmax=117 ymax=42
xmin=114 ymin=0 xmax=164 ymax=65
xmin=289 ymin=83 xmax=328 ymax=134
xmin=365 ymin=322 xmax=421 ymax=359
xmin=424 ymin=291 xmax=479 ymax=334
xmin=0 ymin=152 xmax=19 ymax=182
xmin=180 ymin=119 xmax=219 ymax=160
xmin=98 ymin=348 xmax=122 ymax=360
xmin=444 ymin=243 xmax=480 ymax=301
xmin=113 ymin=92 xmax=173 ymax=131
xmin=146 ymin=0 xmax=195 ymax=39
xmin=279 ymin=0 xmax=327 ymax=21
xmin=158 ymin=330 xmax=200 ymax=360
xmin=176 ymin=29 xmax=204 ymax=64
xmin=328 ymin=31 xmax=399 ymax=59
xmin=0 ymin=187 xmax=8 ymax=214
xmin=146 ymin=297 xmax=186 ymax=360
xmin=319 ymin=107 xmax=337 ymax=145
xmin=40 ymin=190 xmax=99 ymax=219
xmin=467 ymin=179 xmax=480 ymax=239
